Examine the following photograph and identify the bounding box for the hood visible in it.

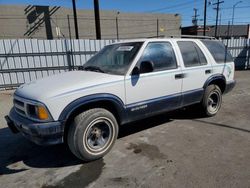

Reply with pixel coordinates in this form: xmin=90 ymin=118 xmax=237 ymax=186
xmin=15 ymin=71 xmax=124 ymax=101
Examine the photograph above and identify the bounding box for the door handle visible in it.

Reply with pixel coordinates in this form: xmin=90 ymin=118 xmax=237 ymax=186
xmin=205 ymin=69 xmax=212 ymax=74
xmin=175 ymin=73 xmax=185 ymax=79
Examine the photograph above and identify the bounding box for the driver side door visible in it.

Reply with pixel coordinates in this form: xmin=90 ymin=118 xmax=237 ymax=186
xmin=125 ymin=41 xmax=183 ymax=120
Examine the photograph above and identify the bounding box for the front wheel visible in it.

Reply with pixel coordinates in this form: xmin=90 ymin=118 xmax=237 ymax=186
xmin=67 ymin=108 xmax=118 ymax=161
xmin=201 ymin=84 xmax=222 ymax=117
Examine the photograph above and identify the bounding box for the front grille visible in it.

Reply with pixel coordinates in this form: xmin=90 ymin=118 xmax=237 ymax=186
xmin=14 ymin=98 xmax=27 ymax=117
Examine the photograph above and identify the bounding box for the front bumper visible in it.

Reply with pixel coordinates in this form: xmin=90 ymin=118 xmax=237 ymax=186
xmin=5 ymin=108 xmax=64 ymax=145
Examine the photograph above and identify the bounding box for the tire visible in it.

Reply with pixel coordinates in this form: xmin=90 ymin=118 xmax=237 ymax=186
xmin=67 ymin=108 xmax=118 ymax=161
xmin=201 ymin=84 xmax=222 ymax=117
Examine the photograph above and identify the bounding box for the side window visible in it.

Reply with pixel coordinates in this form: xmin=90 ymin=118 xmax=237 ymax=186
xmin=139 ymin=42 xmax=177 ymax=72
xmin=177 ymin=41 xmax=207 ymax=67
xmin=201 ymin=40 xmax=233 ymax=63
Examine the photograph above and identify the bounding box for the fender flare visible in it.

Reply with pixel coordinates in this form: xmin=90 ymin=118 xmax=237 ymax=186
xmin=58 ymin=93 xmax=126 ymax=123
xmin=203 ymin=74 xmax=226 ymax=89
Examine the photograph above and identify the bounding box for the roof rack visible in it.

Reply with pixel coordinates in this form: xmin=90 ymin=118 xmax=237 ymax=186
xmin=146 ymin=35 xmax=216 ymax=40
xmin=169 ymin=35 xmax=216 ymax=40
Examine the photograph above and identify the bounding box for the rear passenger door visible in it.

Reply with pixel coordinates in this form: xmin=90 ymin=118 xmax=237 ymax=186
xmin=177 ymin=40 xmax=212 ymax=106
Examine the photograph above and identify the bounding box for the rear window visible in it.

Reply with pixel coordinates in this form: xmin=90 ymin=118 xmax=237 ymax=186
xmin=201 ymin=40 xmax=233 ymax=63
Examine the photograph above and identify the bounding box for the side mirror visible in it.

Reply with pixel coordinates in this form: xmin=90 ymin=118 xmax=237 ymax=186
xmin=131 ymin=66 xmax=140 ymax=76
xmin=140 ymin=60 xmax=154 ymax=74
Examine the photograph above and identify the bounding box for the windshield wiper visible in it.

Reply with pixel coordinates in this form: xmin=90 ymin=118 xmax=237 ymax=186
xmin=83 ymin=65 xmax=105 ymax=73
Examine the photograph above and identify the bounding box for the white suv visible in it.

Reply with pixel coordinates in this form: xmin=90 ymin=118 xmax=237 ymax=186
xmin=5 ymin=37 xmax=235 ymax=161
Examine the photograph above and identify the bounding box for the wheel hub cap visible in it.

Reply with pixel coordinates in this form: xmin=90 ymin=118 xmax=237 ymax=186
xmin=85 ymin=118 xmax=113 ymax=153
xmin=207 ymin=91 xmax=220 ymax=113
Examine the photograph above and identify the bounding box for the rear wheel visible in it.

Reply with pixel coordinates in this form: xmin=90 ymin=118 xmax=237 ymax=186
xmin=201 ymin=84 xmax=222 ymax=117
xmin=67 ymin=108 xmax=118 ymax=161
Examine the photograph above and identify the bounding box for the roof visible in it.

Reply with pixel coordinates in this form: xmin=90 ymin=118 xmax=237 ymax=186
xmin=111 ymin=35 xmax=217 ymax=45
xmin=182 ymin=25 xmax=249 ymax=38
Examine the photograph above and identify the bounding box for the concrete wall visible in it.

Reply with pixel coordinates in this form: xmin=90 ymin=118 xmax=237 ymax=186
xmin=0 ymin=5 xmax=181 ymax=40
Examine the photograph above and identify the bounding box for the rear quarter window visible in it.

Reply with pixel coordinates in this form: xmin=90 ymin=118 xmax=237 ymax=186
xmin=177 ymin=41 xmax=207 ymax=67
xmin=201 ymin=40 xmax=233 ymax=63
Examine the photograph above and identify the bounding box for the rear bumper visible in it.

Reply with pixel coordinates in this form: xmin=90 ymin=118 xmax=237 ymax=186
xmin=224 ymin=80 xmax=236 ymax=94
xmin=5 ymin=108 xmax=64 ymax=145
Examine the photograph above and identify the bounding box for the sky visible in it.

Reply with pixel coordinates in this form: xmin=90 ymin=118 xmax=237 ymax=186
xmin=0 ymin=0 xmax=250 ymax=26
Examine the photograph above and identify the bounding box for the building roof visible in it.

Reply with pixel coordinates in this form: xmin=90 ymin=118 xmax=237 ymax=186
xmin=182 ymin=25 xmax=249 ymax=38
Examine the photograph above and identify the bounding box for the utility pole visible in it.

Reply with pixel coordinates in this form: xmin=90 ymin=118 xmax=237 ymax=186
xmin=232 ymin=1 xmax=242 ymax=37
xmin=72 ymin=0 xmax=79 ymax=39
xmin=226 ymin=21 xmax=231 ymax=39
xmin=203 ymin=0 xmax=207 ymax=36
xmin=192 ymin=8 xmax=199 ymax=26
xmin=94 ymin=0 xmax=101 ymax=39
xmin=192 ymin=8 xmax=199 ymax=35
xmin=248 ymin=24 xmax=250 ymax=39
xmin=213 ymin=0 xmax=224 ymax=38
xmin=218 ymin=11 xmax=222 ymax=37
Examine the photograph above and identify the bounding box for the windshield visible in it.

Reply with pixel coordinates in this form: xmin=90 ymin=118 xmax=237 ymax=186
xmin=83 ymin=42 xmax=143 ymax=75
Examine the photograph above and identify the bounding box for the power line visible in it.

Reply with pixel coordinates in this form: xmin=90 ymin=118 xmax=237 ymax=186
xmin=207 ymin=16 xmax=250 ymax=21
xmin=144 ymin=0 xmax=195 ymax=13
xmin=67 ymin=16 xmax=181 ymax=22
xmin=0 ymin=16 xmax=182 ymax=22
xmin=222 ymin=5 xmax=250 ymax=10
xmin=233 ymin=21 xmax=250 ymax=24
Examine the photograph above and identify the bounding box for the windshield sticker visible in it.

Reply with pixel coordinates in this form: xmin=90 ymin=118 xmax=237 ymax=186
xmin=117 ymin=46 xmax=134 ymax=51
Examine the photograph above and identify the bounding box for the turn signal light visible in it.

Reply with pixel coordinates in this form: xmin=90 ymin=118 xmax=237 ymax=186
xmin=37 ymin=106 xmax=49 ymax=120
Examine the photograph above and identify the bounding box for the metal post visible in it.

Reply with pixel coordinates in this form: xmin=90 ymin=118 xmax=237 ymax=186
xmin=248 ymin=24 xmax=250 ymax=39
xmin=232 ymin=1 xmax=242 ymax=37
xmin=72 ymin=0 xmax=79 ymax=39
xmin=247 ymin=24 xmax=250 ymax=69
xmin=116 ymin=12 xmax=120 ymax=40
xmin=214 ymin=0 xmax=219 ymax=38
xmin=67 ymin=15 xmax=74 ymax=71
xmin=157 ymin=19 xmax=159 ymax=38
xmin=224 ymin=21 xmax=230 ymax=64
xmin=203 ymin=0 xmax=207 ymax=36
xmin=67 ymin=15 xmax=72 ymax=40
xmin=215 ymin=0 xmax=219 ymax=38
xmin=94 ymin=0 xmax=101 ymax=39
xmin=116 ymin=17 xmax=119 ymax=40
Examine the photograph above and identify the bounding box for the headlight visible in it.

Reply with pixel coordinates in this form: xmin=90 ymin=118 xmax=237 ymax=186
xmin=27 ymin=104 xmax=51 ymax=121
xmin=14 ymin=95 xmax=52 ymax=122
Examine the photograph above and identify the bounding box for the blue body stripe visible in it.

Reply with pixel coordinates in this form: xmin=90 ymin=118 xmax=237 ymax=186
xmin=124 ymin=88 xmax=203 ymax=123
xmin=58 ymin=71 xmax=228 ymax=125
xmin=59 ymin=89 xmax=204 ymax=125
